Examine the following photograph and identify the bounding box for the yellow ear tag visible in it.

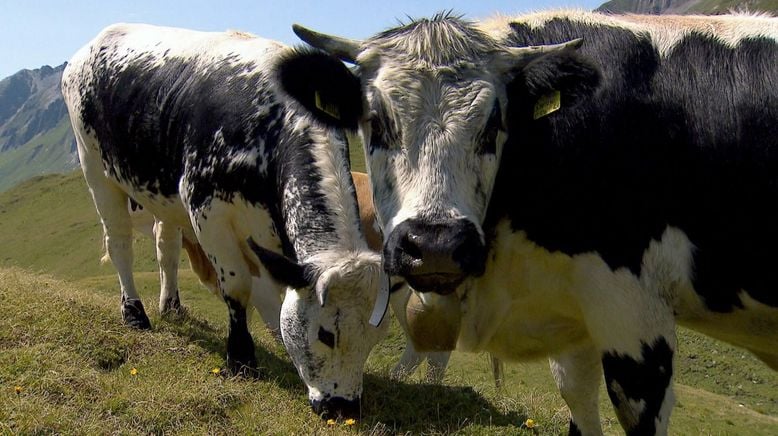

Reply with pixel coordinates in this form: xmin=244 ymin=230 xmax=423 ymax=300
xmin=314 ymin=91 xmax=341 ymax=120
xmin=533 ymin=90 xmax=561 ymax=120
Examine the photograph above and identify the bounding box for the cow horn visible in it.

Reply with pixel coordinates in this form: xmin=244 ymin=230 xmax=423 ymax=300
xmin=368 ymin=271 xmax=390 ymax=327
xmin=292 ymin=24 xmax=362 ymax=64
xmin=504 ymin=38 xmax=584 ymax=66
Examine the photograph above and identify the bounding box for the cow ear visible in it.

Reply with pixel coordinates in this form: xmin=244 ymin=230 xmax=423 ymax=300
xmin=499 ymin=43 xmax=601 ymax=114
xmin=516 ymin=49 xmax=601 ymax=108
xmin=277 ymin=48 xmax=363 ymax=130
xmin=246 ymin=238 xmax=312 ymax=289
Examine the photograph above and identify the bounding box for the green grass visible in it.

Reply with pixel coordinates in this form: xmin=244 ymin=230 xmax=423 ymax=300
xmin=1 ymin=172 xmax=777 ymax=434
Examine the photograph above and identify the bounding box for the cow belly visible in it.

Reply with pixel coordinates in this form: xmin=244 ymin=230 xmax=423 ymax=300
xmin=486 ymin=315 xmax=591 ymax=361
xmin=122 ymin=188 xmax=190 ymax=228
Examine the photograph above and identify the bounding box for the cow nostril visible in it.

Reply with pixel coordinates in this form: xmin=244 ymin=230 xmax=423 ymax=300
xmin=401 ymin=232 xmax=424 ymax=261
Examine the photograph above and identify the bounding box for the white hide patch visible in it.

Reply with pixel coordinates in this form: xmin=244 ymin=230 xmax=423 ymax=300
xmin=479 ymin=10 xmax=778 ymax=57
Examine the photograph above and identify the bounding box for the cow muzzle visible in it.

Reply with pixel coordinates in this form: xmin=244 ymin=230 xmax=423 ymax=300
xmin=311 ymin=396 xmax=360 ymax=420
xmin=384 ymin=218 xmax=486 ymax=294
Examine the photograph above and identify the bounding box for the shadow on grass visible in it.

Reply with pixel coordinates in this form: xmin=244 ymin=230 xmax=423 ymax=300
xmin=159 ymin=311 xmax=522 ymax=432
xmin=156 ymin=310 xmax=305 ymax=394
xmin=361 ymin=373 xmax=525 ymax=432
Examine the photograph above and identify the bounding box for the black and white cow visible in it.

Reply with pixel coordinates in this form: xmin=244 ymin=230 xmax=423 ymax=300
xmin=285 ymin=11 xmax=778 ymax=435
xmin=61 ymin=23 xmax=389 ymax=419
xmin=128 ymin=199 xmax=284 ymax=336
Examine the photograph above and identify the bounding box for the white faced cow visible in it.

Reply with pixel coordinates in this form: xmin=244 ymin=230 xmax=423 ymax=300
xmin=62 ymin=23 xmax=389 ymax=419
xmin=288 ymin=11 xmax=778 ymax=435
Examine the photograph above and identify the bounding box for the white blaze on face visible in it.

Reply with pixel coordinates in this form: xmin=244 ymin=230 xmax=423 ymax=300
xmin=279 ymin=252 xmax=387 ymax=403
xmin=364 ymin=67 xmax=507 ymax=238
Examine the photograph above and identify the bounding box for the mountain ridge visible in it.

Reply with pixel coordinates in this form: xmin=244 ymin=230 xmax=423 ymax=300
xmin=597 ymin=0 xmax=778 ymax=15
xmin=0 ymin=63 xmax=77 ymax=192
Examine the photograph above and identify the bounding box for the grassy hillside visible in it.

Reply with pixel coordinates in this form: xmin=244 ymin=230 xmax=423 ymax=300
xmin=1 ymin=172 xmax=777 ymax=434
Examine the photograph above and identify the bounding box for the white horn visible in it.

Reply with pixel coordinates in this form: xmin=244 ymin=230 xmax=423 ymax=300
xmin=292 ymin=24 xmax=362 ymax=64
xmin=505 ymin=38 xmax=584 ymax=66
xmin=369 ymin=271 xmax=390 ymax=327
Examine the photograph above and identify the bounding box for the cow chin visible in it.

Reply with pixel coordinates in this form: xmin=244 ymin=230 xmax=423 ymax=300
xmin=405 ymin=274 xmax=463 ymax=295
xmin=310 ymin=397 xmax=361 ymax=420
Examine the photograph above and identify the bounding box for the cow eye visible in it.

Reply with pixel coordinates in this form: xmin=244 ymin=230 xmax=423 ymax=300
xmin=317 ymin=326 xmax=335 ymax=348
xmin=477 ymin=103 xmax=502 ymax=155
xmin=370 ymin=116 xmax=384 ymax=145
xmin=369 ymin=114 xmax=388 ymax=150
xmin=367 ymin=104 xmax=398 ymax=152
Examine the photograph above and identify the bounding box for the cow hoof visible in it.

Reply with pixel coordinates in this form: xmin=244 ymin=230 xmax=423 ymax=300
xmin=160 ymin=298 xmax=187 ymax=319
xmin=226 ymin=356 xmax=260 ymax=378
xmin=122 ymin=300 xmax=152 ymax=330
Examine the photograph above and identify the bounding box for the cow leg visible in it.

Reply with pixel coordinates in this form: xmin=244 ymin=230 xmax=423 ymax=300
xmin=154 ymin=219 xmax=183 ymax=315
xmin=192 ymin=210 xmax=257 ymax=377
xmin=549 ymin=342 xmax=603 ymax=436
xmin=574 ymin=254 xmax=676 ymax=436
xmin=249 ymin=275 xmax=283 ymax=343
xmin=88 ymin=177 xmax=151 ymax=330
xmin=424 ymin=352 xmax=451 ymax=383
xmin=391 ymin=340 xmax=425 ymax=380
xmin=491 ymin=354 xmax=505 ymax=389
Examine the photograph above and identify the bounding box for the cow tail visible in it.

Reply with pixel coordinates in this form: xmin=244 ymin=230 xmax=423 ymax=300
xmin=100 ymin=232 xmax=112 ymax=265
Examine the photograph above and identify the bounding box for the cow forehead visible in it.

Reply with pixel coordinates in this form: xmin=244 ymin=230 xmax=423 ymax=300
xmin=371 ymin=73 xmax=496 ymax=129
xmin=358 ymin=14 xmax=502 ymax=70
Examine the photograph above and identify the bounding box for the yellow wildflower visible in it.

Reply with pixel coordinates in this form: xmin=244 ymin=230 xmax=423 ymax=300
xmin=326 ymin=419 xmax=337 ymax=426
xmin=344 ymin=418 xmax=357 ymax=426
xmin=211 ymin=367 xmax=221 ymax=375
xmin=14 ymin=386 xmax=22 ymax=395
xmin=130 ymin=367 xmax=138 ymax=376
xmin=524 ymin=418 xmax=536 ymax=429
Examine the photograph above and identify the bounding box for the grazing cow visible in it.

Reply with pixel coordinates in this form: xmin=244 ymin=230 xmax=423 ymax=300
xmin=283 ymin=11 xmax=778 ymax=435
xmin=131 ymin=172 xmax=503 ymax=384
xmin=61 ymin=23 xmax=389 ymax=419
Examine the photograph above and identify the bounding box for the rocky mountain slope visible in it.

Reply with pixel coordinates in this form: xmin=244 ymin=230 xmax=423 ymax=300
xmin=597 ymin=0 xmax=778 ymax=14
xmin=0 ymin=63 xmax=77 ymax=192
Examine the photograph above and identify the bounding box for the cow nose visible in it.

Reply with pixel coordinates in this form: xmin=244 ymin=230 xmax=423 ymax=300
xmin=311 ymin=396 xmax=361 ymax=420
xmin=384 ymin=219 xmax=486 ymax=294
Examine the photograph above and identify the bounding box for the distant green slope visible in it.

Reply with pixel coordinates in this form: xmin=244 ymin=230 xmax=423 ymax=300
xmin=0 ymin=64 xmax=78 ymax=193
xmin=0 ymin=117 xmax=75 ymax=192
xmin=0 ymin=170 xmax=160 ymax=279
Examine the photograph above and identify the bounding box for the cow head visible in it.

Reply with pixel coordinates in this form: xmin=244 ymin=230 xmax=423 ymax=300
xmin=247 ymin=240 xmax=387 ymax=420
xmin=282 ymin=13 xmax=600 ymax=294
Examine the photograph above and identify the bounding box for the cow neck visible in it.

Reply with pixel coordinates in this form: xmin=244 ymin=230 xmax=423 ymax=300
xmin=277 ymin=119 xmax=367 ymax=265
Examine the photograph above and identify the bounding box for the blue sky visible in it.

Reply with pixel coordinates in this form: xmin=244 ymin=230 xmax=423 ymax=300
xmin=0 ymin=0 xmax=603 ymax=79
